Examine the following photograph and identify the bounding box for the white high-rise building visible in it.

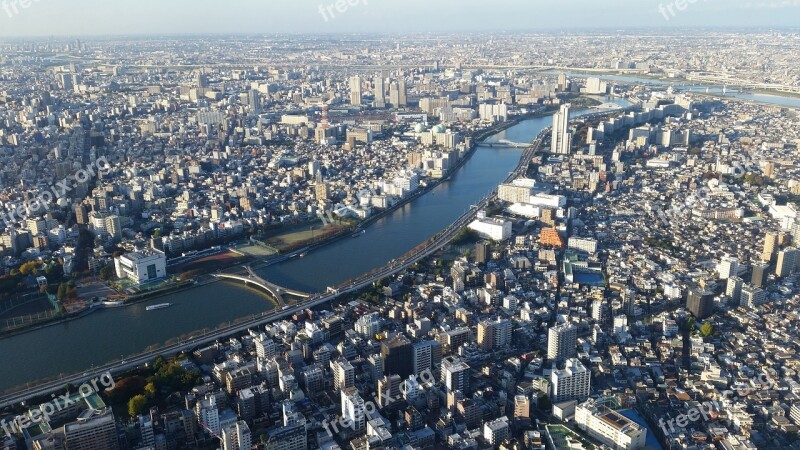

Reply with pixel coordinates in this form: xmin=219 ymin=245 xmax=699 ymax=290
xmin=412 ymin=341 xmax=433 ymax=376
xmin=196 ymin=394 xmax=220 ymax=436
xmin=548 ymin=323 xmax=577 ymax=362
xmin=222 ymin=421 xmax=252 ymax=450
xmin=331 ymin=358 xmax=355 ymax=391
xmin=374 ymin=76 xmax=386 ymax=108
xmin=717 ymin=256 xmax=739 ymax=280
xmin=551 ymin=104 xmax=572 ymax=155
xmin=341 ymin=387 xmax=366 ymax=433
xmin=349 ymin=76 xmax=362 ymax=106
xmin=441 ymin=356 xmax=469 ymax=394
xmin=354 ymin=313 xmax=382 ymax=338
xmin=255 ymin=333 xmax=276 ymax=360
xmin=551 ymin=358 xmax=591 ymax=403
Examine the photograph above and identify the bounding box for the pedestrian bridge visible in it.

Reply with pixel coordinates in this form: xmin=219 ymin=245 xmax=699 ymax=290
xmin=214 ymin=266 xmax=311 ymax=307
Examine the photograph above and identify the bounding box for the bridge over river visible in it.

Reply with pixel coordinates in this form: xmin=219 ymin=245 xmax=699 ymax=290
xmin=214 ymin=266 xmax=311 ymax=307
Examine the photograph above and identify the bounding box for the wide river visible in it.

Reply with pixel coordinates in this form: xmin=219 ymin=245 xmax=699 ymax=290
xmin=1 ymin=103 xmax=612 ymax=393
xmin=2 ymin=82 xmax=792 ymax=393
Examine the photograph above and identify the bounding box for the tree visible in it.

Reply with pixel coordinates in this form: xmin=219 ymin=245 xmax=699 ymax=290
xmin=144 ymin=382 xmax=157 ymax=399
xmin=700 ymin=322 xmax=715 ymax=337
xmin=57 ymin=283 xmax=68 ymax=302
xmin=100 ymin=264 xmax=116 ymax=281
xmin=128 ymin=394 xmax=148 ymax=417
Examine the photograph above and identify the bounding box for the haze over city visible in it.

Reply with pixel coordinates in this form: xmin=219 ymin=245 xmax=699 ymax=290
xmin=0 ymin=0 xmax=800 ymax=37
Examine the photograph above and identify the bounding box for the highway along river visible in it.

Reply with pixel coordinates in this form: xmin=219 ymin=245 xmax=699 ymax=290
xmin=0 ymin=102 xmax=625 ymax=393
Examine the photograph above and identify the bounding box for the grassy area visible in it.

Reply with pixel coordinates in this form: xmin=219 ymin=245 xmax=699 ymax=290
xmin=264 ymin=223 xmax=351 ymax=253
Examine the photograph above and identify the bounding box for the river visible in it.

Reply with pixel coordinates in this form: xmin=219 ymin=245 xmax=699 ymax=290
xmin=2 ymin=84 xmax=787 ymax=394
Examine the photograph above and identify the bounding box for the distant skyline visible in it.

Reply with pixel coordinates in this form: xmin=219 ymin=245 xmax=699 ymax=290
xmin=0 ymin=0 xmax=799 ymax=38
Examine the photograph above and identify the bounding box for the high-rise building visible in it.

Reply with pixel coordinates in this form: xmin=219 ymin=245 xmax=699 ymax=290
xmin=64 ymin=409 xmax=119 ymax=450
xmin=412 ymin=341 xmax=433 ymax=376
xmin=263 ymin=422 xmax=306 ymax=450
xmin=366 ymin=354 xmax=384 ymax=383
xmin=441 ymin=356 xmax=469 ymax=394
xmin=331 ymin=358 xmax=355 ymax=391
xmin=398 ymin=78 xmax=408 ymax=106
xmin=483 ymin=417 xmax=510 ymax=446
xmin=687 ymin=288 xmax=714 ymax=319
xmin=740 ymin=285 xmax=767 ymax=309
xmin=762 ymin=231 xmax=779 ymax=262
xmin=196 ymin=394 xmax=220 ymax=436
xmin=726 ymin=276 xmax=743 ymax=302
xmin=751 ymin=262 xmax=770 ymax=288
xmin=548 ymin=323 xmax=577 ymax=362
xmin=716 ymin=256 xmax=739 ymax=280
xmin=477 ymin=318 xmax=512 ymax=351
xmin=349 ymin=76 xmax=362 ymax=106
xmin=221 ymin=421 xmax=251 ymax=450
xmin=551 ymin=358 xmax=591 ymax=403
xmin=776 ymin=247 xmax=798 ymax=278
xmin=551 ymin=104 xmax=572 ymax=155
xmin=374 ymin=76 xmax=386 ymax=108
xmin=341 ymin=387 xmax=366 ymax=433
xmin=474 ymin=240 xmax=490 ymax=264
xmin=381 ymin=334 xmax=413 ymax=378
xmin=377 ymin=374 xmax=402 ymax=408
xmin=254 ymin=334 xmax=276 ymax=360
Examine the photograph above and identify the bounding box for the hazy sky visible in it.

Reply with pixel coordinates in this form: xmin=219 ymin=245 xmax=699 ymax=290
xmin=0 ymin=0 xmax=798 ymax=37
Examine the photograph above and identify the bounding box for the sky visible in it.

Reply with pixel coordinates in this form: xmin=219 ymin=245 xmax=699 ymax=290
xmin=0 ymin=0 xmax=798 ymax=38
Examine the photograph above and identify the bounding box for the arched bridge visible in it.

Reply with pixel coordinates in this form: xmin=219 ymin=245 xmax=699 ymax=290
xmin=214 ymin=266 xmax=311 ymax=307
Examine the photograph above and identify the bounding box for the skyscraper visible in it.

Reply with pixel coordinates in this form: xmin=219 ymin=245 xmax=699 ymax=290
xmin=551 ymin=104 xmax=572 ymax=155
xmin=374 ymin=75 xmax=386 ymax=108
xmin=548 ymin=323 xmax=577 ymax=362
xmin=349 ymin=75 xmax=362 ymax=106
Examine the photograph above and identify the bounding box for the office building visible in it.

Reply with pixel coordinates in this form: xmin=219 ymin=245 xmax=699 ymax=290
xmin=687 ymin=288 xmax=714 ymax=320
xmin=751 ymin=262 xmax=770 ymax=288
xmin=762 ymin=231 xmax=779 ymax=262
xmin=548 ymin=323 xmax=577 ymax=362
xmin=551 ymin=359 xmax=591 ymax=403
xmin=381 ymin=334 xmax=413 ymax=378
xmin=114 ymin=248 xmax=167 ymax=284
xmin=263 ymin=422 xmax=306 ymax=450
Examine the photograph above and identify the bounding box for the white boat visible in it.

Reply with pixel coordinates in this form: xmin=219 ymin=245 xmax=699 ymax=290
xmin=146 ymin=303 xmax=173 ymax=311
